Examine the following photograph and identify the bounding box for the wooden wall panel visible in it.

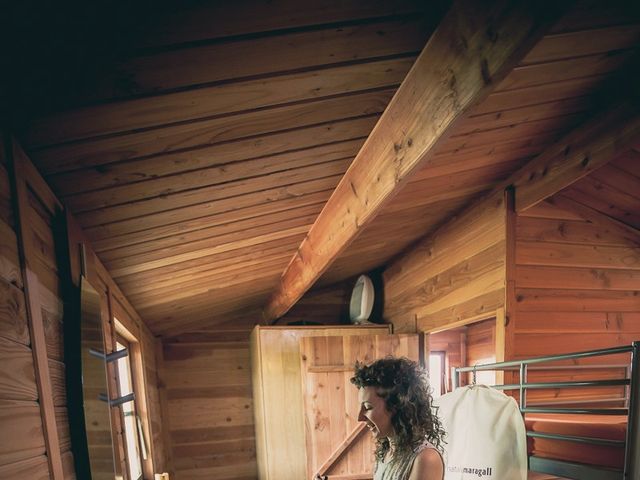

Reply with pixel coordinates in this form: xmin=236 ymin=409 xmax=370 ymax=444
xmin=277 ymin=280 xmax=354 ymax=325
xmin=0 ymin=140 xmax=52 ymax=478
xmin=0 ymin=454 xmax=50 ymax=480
xmin=507 ymin=195 xmax=640 ymax=405
xmin=0 ymin=400 xmax=46 ymax=464
xmin=384 ymin=192 xmax=507 ymax=333
xmin=2 ymin=137 xmax=170 ymax=478
xmin=160 ymin=282 xmax=379 ymax=480
xmin=17 ymin=153 xmax=75 ymax=478
xmin=162 ymin=325 xmax=256 ymax=480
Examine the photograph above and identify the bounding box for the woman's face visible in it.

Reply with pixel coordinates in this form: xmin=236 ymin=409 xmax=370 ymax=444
xmin=358 ymin=386 xmax=394 ymax=439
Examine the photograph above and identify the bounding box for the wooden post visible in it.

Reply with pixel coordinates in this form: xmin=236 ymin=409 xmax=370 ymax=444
xmin=8 ymin=138 xmax=65 ymax=479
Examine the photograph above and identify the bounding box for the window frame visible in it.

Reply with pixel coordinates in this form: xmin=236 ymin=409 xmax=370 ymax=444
xmin=113 ymin=318 xmax=151 ymax=480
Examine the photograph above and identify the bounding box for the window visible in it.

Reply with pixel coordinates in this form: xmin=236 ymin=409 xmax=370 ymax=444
xmin=113 ymin=319 xmax=149 ymax=480
xmin=429 ymin=351 xmax=446 ymax=398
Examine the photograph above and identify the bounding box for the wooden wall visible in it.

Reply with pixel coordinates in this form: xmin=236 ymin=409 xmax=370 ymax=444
xmin=0 ymin=137 xmax=75 ymax=479
xmin=161 ymin=325 xmax=256 ymax=480
xmin=159 ymin=280 xmax=354 ymax=480
xmin=0 ymin=139 xmax=54 ymax=479
xmin=506 ymin=196 xmax=640 ymax=405
xmin=0 ymin=136 xmax=168 ymax=479
xmin=277 ymin=280 xmax=353 ymax=325
xmin=383 ymin=191 xmax=507 ymax=333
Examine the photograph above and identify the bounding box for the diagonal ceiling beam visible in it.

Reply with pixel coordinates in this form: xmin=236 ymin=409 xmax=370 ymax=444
xmin=263 ymin=0 xmax=571 ymax=322
xmin=513 ymin=105 xmax=640 ymax=212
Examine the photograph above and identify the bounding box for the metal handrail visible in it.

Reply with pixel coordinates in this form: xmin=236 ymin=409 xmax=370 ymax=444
xmin=450 ymin=341 xmax=639 ymax=479
xmin=491 ymin=378 xmax=630 ymax=390
xmin=454 ymin=345 xmax=633 ymax=374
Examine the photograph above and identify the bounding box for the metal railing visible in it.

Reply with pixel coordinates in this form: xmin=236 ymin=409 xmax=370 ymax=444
xmin=451 ymin=342 xmax=639 ymax=480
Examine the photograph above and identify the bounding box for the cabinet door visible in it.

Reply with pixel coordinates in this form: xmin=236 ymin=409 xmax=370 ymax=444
xmin=300 ymin=334 xmax=418 ymax=480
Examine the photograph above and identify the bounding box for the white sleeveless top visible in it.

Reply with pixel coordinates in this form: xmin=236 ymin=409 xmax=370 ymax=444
xmin=373 ymin=442 xmax=443 ymax=480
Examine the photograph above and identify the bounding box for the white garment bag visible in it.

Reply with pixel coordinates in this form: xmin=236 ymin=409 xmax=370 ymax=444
xmin=433 ymin=385 xmax=527 ymax=480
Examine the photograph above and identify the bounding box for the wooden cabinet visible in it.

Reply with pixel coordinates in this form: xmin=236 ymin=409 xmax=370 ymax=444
xmin=250 ymin=325 xmax=418 ymax=480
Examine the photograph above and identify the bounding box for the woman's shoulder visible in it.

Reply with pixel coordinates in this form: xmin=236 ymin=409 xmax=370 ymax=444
xmin=408 ymin=445 xmax=444 ymax=480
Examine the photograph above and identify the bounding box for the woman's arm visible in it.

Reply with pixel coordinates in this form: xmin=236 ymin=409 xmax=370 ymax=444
xmin=408 ymin=448 xmax=444 ymax=480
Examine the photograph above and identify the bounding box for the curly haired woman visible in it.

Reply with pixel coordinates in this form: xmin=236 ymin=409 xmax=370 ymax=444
xmin=351 ymin=357 xmax=445 ymax=480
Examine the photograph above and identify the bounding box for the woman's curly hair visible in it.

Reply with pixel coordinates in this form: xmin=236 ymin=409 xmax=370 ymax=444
xmin=350 ymin=357 xmax=445 ymax=461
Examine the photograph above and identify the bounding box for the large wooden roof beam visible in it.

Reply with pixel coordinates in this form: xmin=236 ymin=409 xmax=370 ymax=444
xmin=263 ymin=0 xmax=570 ymax=322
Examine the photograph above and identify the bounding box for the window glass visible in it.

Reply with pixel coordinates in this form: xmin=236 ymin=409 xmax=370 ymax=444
xmin=116 ymin=340 xmax=143 ymax=480
xmin=429 ymin=352 xmax=445 ymax=397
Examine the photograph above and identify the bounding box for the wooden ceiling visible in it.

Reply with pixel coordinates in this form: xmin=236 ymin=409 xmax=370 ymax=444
xmin=14 ymin=0 xmax=640 ymax=335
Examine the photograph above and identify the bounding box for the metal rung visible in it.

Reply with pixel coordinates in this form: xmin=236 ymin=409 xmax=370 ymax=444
xmin=529 ymin=456 xmax=622 ymax=480
xmin=491 ymin=379 xmax=629 ymax=390
xmin=522 ymin=407 xmax=628 ymax=415
xmin=527 ymin=431 xmax=626 ymax=447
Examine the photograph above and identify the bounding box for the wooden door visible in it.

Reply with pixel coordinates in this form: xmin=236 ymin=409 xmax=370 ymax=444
xmin=300 ymin=334 xmax=419 ymax=480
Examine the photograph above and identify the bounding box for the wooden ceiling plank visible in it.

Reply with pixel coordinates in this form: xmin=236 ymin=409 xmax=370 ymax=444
xmin=95 ymin=17 xmax=430 ymax=99
xmin=563 ymin=182 xmax=640 ymax=229
xmin=521 ymin=23 xmax=640 ymax=65
xmin=91 ymin=191 xmax=331 ymax=253
xmin=100 ymin=203 xmax=325 ymax=263
xmin=122 ymin=252 xmax=295 ymax=298
xmin=147 ymin=292 xmax=272 ymax=336
xmin=495 ymin=49 xmax=634 ymax=93
xmin=140 ymin=283 xmax=276 ymax=316
xmin=109 ymin=222 xmax=313 ymax=278
xmin=263 ymin=0 xmax=570 ymax=321
xmin=460 ymin=96 xmax=593 ymax=134
xmin=611 ymin=149 xmax=640 ymax=178
xmin=59 ymin=118 xmax=373 ymax=209
xmin=83 ymin=175 xmax=340 ymax=237
xmin=76 ymin=157 xmax=351 ymax=226
xmin=436 ymin=114 xmax=584 ymax=153
xmin=514 ymin=105 xmax=640 ymax=212
xmin=133 ymin=0 xmax=429 ymax=49
xmin=131 ymin=269 xmax=287 ymax=309
xmin=549 ymin=193 xmax=640 ymax=243
xmin=471 ymin=74 xmax=609 ymax=116
xmin=420 ymin=132 xmax=560 ymax=168
xmin=130 ymin=260 xmax=292 ymax=309
xmin=105 ymin=212 xmax=318 ymax=271
xmin=115 ymin=237 xmax=305 ymax=287
xmin=92 ymin=139 xmax=524 ymax=249
xmin=550 ymin=0 xmax=639 ymax=34
xmin=26 ymin=56 xmax=415 ymax=147
xmin=402 ymin=160 xmax=520 ymax=203
xmin=35 ymin=89 xmax=393 ymax=176
xmin=587 ymin=163 xmax=640 ymax=201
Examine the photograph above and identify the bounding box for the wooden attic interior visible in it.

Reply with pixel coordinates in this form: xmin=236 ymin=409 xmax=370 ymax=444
xmin=1 ymin=0 xmax=640 ymax=479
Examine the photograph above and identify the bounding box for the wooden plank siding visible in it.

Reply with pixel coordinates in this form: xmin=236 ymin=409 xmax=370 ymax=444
xmin=1 ymin=137 xmax=171 ymax=478
xmin=162 ymin=325 xmax=257 ymax=480
xmin=383 ymin=191 xmax=507 ymax=333
xmin=507 ymin=166 xmax=640 ymax=406
xmin=0 ymin=139 xmax=53 ymax=479
xmin=7 ymin=139 xmax=68 ymax=479
xmin=160 ymin=280 xmax=355 ymax=479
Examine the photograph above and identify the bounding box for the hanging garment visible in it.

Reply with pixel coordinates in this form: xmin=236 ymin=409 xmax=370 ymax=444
xmin=433 ymin=385 xmax=527 ymax=480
